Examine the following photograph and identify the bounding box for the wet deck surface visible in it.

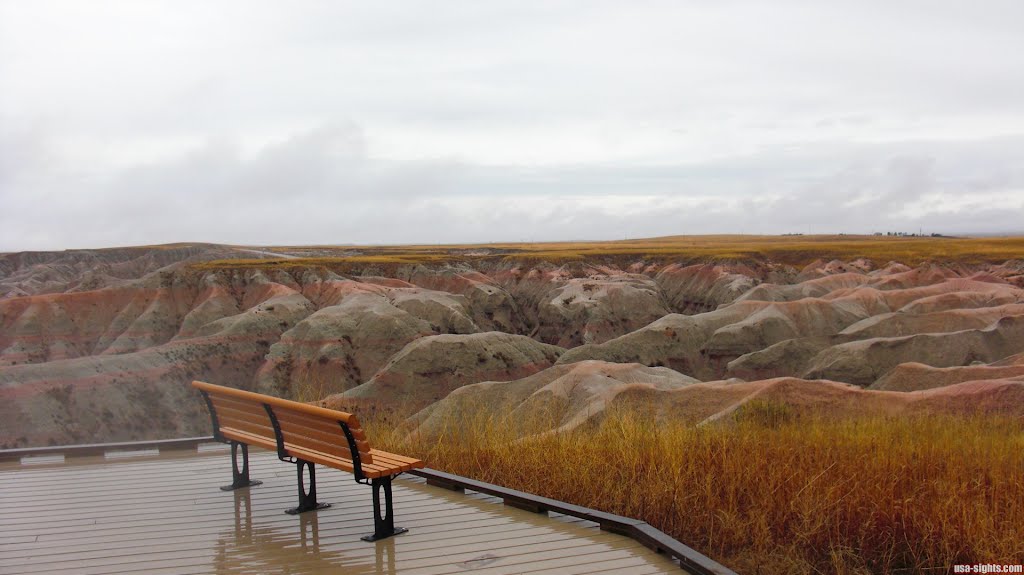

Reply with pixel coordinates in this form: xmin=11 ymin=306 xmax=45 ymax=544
xmin=0 ymin=445 xmax=686 ymax=574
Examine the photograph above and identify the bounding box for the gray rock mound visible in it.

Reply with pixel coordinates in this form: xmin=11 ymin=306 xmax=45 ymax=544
xmin=331 ymin=332 xmax=565 ymax=411
xmin=254 ymin=293 xmax=436 ymax=398
xmin=406 ymin=360 xmax=698 ymax=440
xmin=804 ymin=315 xmax=1024 ymax=386
xmin=535 ymin=276 xmax=669 ymax=347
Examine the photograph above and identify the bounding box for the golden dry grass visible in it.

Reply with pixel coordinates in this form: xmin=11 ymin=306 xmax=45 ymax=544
xmin=194 ymin=235 xmax=1024 ymax=271
xmin=366 ymin=405 xmax=1024 ymax=575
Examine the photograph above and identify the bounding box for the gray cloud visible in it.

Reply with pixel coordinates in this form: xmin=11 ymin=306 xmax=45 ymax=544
xmin=2 ymin=1 xmax=1024 ymax=250
xmin=4 ymin=124 xmax=1022 ymax=248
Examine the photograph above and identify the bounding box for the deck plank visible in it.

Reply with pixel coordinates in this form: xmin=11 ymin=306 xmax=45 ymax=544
xmin=0 ymin=450 xmax=687 ymax=575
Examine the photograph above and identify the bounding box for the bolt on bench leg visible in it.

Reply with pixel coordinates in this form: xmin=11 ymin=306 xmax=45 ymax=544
xmin=362 ymin=476 xmax=407 ymax=542
xmin=221 ymin=442 xmax=262 ymax=491
xmin=286 ymin=460 xmax=331 ymax=515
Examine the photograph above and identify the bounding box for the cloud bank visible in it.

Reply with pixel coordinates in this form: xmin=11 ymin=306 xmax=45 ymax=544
xmin=2 ymin=1 xmax=1023 ymax=250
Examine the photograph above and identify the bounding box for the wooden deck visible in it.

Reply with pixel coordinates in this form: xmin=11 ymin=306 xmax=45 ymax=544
xmin=0 ymin=444 xmax=691 ymax=574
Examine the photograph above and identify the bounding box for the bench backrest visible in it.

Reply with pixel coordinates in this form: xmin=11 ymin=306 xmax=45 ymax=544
xmin=192 ymin=380 xmax=374 ymax=466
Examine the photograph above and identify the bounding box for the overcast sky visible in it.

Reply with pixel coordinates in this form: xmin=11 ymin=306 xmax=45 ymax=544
xmin=2 ymin=1 xmax=1024 ymax=250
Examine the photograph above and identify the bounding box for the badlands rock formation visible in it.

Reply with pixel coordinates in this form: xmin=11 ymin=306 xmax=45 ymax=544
xmin=561 ymin=274 xmax=1024 ymax=383
xmin=326 ymin=332 xmax=564 ymax=411
xmin=3 ymin=242 xmax=1024 ymax=447
xmin=407 ymin=360 xmax=700 ymax=440
xmin=406 ymin=368 xmax=1024 ymax=441
xmin=871 ymin=352 xmax=1024 ymax=392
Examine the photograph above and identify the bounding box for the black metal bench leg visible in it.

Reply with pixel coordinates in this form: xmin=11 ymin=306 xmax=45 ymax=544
xmin=221 ymin=442 xmax=262 ymax=491
xmin=362 ymin=476 xmax=407 ymax=541
xmin=286 ymin=460 xmax=331 ymax=515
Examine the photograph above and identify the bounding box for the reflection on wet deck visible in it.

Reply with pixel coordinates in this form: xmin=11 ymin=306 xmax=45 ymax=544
xmin=0 ymin=446 xmax=686 ymax=574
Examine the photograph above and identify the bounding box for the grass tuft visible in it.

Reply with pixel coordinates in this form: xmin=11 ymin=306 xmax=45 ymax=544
xmin=367 ymin=408 xmax=1024 ymax=574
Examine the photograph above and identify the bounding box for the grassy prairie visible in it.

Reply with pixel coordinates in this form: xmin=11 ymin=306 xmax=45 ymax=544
xmin=368 ymin=405 xmax=1024 ymax=574
xmin=195 ymin=234 xmax=1024 ymax=271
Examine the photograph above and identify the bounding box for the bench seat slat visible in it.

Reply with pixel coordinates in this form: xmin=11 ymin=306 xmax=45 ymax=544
xmin=221 ymin=428 xmax=409 ymax=477
xmin=217 ymin=418 xmax=275 ymax=439
xmin=210 ymin=399 xmax=268 ymax=419
xmin=270 ymin=407 xmax=370 ymax=448
xmin=277 ymin=424 xmax=360 ymax=461
xmin=207 ymin=389 xmax=376 ymax=465
xmin=214 ymin=417 xmax=275 ymax=438
xmin=284 ymin=444 xmax=416 ymax=478
xmin=272 ymin=409 xmax=369 ymax=442
xmin=209 ymin=394 xmax=269 ymax=415
xmin=283 ymin=444 xmax=361 ymax=476
xmin=360 ymin=450 xmax=418 ymax=473
xmin=210 ymin=393 xmax=375 ymax=464
xmin=276 ymin=420 xmax=372 ymax=460
xmin=366 ymin=451 xmax=421 ymax=473
xmin=368 ymin=449 xmax=421 ymax=466
xmin=209 ymin=403 xmax=273 ymax=427
xmin=194 ymin=380 xmax=360 ymax=425
xmin=221 ymin=428 xmax=278 ymax=452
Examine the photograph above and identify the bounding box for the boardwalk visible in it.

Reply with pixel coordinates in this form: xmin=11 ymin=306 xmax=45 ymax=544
xmin=0 ymin=444 xmax=691 ymax=574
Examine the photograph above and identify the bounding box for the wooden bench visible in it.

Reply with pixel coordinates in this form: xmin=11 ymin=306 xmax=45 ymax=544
xmin=192 ymin=380 xmax=423 ymax=541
